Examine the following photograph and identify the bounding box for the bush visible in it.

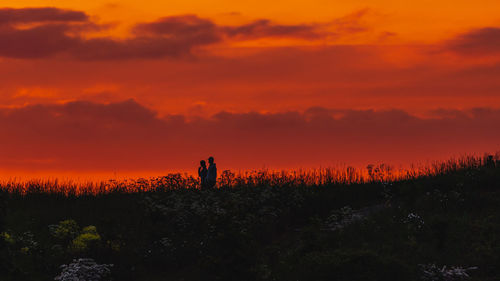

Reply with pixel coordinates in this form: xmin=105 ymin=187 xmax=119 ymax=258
xmin=49 ymin=220 xmax=80 ymax=241
xmin=55 ymin=258 xmax=113 ymax=281
xmin=419 ymin=264 xmax=477 ymax=281
xmin=70 ymin=226 xmax=101 ymax=253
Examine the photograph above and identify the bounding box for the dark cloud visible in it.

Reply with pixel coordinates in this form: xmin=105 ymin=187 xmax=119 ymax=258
xmin=1 ymin=100 xmax=499 ymax=171
xmin=134 ymin=15 xmax=218 ymax=39
xmin=73 ymin=15 xmax=222 ymax=60
xmin=134 ymin=13 xmax=368 ymax=41
xmin=0 ymin=7 xmax=88 ymax=25
xmin=0 ymin=11 xmax=221 ymax=60
xmin=220 ymin=9 xmax=369 ymax=40
xmin=221 ymin=19 xmax=323 ymax=39
xmin=72 ymin=36 xmax=216 ymax=60
xmin=0 ymin=8 xmax=371 ymax=60
xmin=0 ymin=7 xmax=92 ymax=59
xmin=445 ymin=27 xmax=500 ymax=56
xmin=219 ymin=9 xmax=368 ymax=41
xmin=0 ymin=23 xmax=80 ymax=58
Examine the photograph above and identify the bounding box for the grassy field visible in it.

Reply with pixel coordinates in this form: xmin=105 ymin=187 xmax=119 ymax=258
xmin=1 ymin=155 xmax=499 ymax=281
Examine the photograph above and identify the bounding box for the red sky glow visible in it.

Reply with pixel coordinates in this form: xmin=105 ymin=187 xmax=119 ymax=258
xmin=1 ymin=1 xmax=500 ymax=178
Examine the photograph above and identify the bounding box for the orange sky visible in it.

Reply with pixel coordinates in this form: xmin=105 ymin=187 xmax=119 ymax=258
xmin=1 ymin=1 xmax=500 ymax=178
xmin=6 ymin=0 xmax=500 ymax=39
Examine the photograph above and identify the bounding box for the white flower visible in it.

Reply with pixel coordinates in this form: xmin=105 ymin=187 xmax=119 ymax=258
xmin=419 ymin=264 xmax=477 ymax=281
xmin=55 ymin=258 xmax=113 ymax=281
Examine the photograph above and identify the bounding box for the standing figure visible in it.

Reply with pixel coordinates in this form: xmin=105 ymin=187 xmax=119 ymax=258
xmin=206 ymin=156 xmax=217 ymax=189
xmin=198 ymin=160 xmax=208 ymax=189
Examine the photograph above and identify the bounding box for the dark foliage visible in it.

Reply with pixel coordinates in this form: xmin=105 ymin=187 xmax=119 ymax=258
xmin=0 ymin=155 xmax=499 ymax=280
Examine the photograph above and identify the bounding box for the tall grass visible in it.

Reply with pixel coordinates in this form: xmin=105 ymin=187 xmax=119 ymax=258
xmin=1 ymin=153 xmax=498 ymax=195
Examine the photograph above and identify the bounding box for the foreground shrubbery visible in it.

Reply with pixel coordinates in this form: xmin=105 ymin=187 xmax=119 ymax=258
xmin=0 ymin=155 xmax=499 ymax=280
xmin=54 ymin=258 xmax=113 ymax=281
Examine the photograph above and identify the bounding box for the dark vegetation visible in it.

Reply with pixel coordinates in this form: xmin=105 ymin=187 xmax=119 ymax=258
xmin=0 ymin=155 xmax=499 ymax=281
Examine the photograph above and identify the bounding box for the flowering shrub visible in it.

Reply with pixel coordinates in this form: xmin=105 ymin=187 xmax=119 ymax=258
xmin=419 ymin=264 xmax=477 ymax=281
xmin=403 ymin=213 xmax=425 ymax=229
xmin=54 ymin=258 xmax=113 ymax=281
xmin=402 ymin=212 xmax=425 ymax=244
xmin=49 ymin=220 xmax=101 ymax=252
xmin=17 ymin=231 xmax=39 ymax=253
xmin=49 ymin=220 xmax=80 ymax=241
xmin=70 ymin=226 xmax=101 ymax=252
xmin=1 ymin=231 xmax=38 ymax=253
xmin=0 ymin=232 xmax=14 ymax=244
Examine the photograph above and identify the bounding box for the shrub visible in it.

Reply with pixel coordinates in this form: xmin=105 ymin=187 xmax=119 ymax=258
xmin=70 ymin=226 xmax=101 ymax=252
xmin=49 ymin=220 xmax=80 ymax=241
xmin=1 ymin=232 xmax=14 ymax=245
xmin=419 ymin=264 xmax=477 ymax=281
xmin=54 ymin=258 xmax=113 ymax=281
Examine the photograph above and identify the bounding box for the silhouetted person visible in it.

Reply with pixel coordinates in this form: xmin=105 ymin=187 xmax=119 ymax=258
xmin=206 ymin=156 xmax=217 ymax=189
xmin=198 ymin=160 xmax=208 ymax=189
xmin=486 ymin=155 xmax=495 ymax=168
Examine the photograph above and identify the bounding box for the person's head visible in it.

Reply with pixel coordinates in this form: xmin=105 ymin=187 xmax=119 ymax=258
xmin=208 ymin=156 xmax=214 ymax=164
xmin=200 ymin=160 xmax=206 ymax=167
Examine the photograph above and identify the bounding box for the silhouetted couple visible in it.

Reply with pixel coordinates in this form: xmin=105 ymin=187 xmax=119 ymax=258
xmin=198 ymin=156 xmax=217 ymax=190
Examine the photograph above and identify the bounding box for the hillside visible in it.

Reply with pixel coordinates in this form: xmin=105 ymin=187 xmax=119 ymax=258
xmin=1 ymin=159 xmax=499 ymax=281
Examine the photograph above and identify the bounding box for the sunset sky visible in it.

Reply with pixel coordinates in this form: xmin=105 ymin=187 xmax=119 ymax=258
xmin=1 ymin=1 xmax=500 ymax=178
